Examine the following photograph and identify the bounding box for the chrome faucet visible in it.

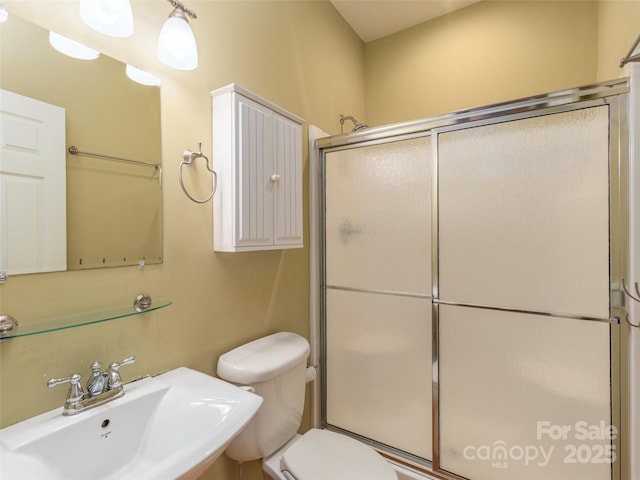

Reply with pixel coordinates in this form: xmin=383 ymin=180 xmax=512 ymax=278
xmin=86 ymin=361 xmax=108 ymax=396
xmin=48 ymin=356 xmax=136 ymax=416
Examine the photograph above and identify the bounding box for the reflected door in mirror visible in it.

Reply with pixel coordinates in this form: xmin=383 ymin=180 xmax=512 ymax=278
xmin=0 ymin=89 xmax=67 ymax=275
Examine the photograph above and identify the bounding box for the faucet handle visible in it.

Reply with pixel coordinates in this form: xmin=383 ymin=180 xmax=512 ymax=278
xmin=107 ymin=356 xmax=135 ymax=389
xmin=111 ymin=355 xmax=135 ymax=369
xmin=48 ymin=373 xmax=84 ymax=404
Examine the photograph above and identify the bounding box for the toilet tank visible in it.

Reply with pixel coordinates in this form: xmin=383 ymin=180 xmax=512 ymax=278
xmin=217 ymin=332 xmax=310 ymax=462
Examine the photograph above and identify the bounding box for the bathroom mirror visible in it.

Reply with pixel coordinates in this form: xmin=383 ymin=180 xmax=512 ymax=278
xmin=0 ymin=13 xmax=163 ymax=273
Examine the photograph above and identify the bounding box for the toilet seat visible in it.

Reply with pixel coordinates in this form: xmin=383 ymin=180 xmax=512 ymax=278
xmin=280 ymin=429 xmax=397 ymax=480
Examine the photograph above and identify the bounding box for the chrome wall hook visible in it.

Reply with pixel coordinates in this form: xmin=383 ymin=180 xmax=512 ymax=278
xmin=179 ymin=142 xmax=217 ymax=203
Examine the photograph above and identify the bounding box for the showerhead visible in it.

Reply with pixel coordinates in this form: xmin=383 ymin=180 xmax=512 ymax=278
xmin=339 ymin=114 xmax=368 ymax=133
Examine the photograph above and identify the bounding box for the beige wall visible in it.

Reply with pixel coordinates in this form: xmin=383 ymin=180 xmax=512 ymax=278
xmin=0 ymin=1 xmax=363 ymax=479
xmin=1 ymin=1 xmax=637 ymax=479
xmin=364 ymin=0 xmax=638 ymax=127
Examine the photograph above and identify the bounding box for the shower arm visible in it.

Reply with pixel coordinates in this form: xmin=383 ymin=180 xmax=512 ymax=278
xmin=620 ymin=33 xmax=640 ymax=68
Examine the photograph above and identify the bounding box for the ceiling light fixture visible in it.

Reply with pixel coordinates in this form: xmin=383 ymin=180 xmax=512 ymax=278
xmin=79 ymin=0 xmax=134 ymax=38
xmin=157 ymin=0 xmax=198 ymax=71
xmin=0 ymin=3 xmax=8 ymax=23
xmin=49 ymin=31 xmax=101 ymax=60
xmin=126 ymin=64 xmax=161 ymax=87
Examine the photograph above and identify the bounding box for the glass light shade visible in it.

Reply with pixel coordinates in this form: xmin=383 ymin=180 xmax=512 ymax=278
xmin=49 ymin=31 xmax=100 ymax=60
xmin=79 ymin=0 xmax=134 ymax=38
xmin=0 ymin=4 xmax=8 ymax=23
xmin=157 ymin=14 xmax=198 ymax=71
xmin=126 ymin=64 xmax=161 ymax=87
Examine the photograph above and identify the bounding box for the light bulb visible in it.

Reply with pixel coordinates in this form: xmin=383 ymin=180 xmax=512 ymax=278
xmin=0 ymin=4 xmax=8 ymax=23
xmin=126 ymin=65 xmax=161 ymax=87
xmin=79 ymin=0 xmax=134 ymax=38
xmin=157 ymin=9 xmax=198 ymax=71
xmin=49 ymin=31 xmax=100 ymax=60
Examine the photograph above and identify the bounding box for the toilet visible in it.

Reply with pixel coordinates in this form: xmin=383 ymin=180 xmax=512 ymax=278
xmin=217 ymin=332 xmax=398 ymax=480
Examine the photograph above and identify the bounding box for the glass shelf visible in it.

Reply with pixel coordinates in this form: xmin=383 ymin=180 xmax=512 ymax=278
xmin=0 ymin=298 xmax=172 ymax=340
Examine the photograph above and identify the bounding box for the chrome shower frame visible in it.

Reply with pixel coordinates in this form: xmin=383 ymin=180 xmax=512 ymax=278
xmin=315 ymin=78 xmax=631 ymax=480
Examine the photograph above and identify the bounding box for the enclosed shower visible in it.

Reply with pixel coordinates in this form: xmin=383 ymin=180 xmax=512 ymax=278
xmin=311 ymin=75 xmax=638 ymax=480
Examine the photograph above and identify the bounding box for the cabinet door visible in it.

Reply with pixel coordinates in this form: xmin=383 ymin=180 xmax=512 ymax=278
xmin=235 ymin=95 xmax=274 ymax=248
xmin=273 ymin=116 xmax=302 ymax=246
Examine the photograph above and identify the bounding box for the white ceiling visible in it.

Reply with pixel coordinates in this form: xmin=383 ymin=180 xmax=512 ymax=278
xmin=330 ymin=0 xmax=481 ymax=43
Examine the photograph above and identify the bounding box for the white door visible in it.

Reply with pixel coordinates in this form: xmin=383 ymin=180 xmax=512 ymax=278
xmin=0 ymin=89 xmax=66 ymax=275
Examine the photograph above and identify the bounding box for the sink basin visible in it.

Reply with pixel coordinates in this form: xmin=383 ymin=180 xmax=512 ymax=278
xmin=0 ymin=367 xmax=262 ymax=479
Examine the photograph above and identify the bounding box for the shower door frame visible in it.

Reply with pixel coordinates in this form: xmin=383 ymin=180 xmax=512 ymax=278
xmin=315 ymin=78 xmax=630 ymax=480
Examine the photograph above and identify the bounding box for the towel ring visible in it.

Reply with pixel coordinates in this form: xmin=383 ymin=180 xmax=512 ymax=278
xmin=179 ymin=142 xmax=217 ymax=204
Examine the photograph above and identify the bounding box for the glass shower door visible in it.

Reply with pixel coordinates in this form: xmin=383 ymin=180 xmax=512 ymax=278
xmin=323 ymin=136 xmax=433 ymax=462
xmin=435 ymin=105 xmax=614 ymax=480
xmin=319 ymin=84 xmax=624 ymax=480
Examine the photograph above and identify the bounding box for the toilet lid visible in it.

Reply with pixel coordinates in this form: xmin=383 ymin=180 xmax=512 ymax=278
xmin=280 ymin=429 xmax=397 ymax=480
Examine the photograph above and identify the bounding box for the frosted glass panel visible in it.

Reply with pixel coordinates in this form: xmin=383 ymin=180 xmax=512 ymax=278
xmin=438 ymin=106 xmax=610 ymax=318
xmin=326 ymin=289 xmax=432 ymax=460
xmin=439 ymin=305 xmax=612 ymax=480
xmin=325 ymin=136 xmax=431 ymax=294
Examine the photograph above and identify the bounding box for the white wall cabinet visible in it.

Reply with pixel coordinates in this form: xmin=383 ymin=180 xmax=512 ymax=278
xmin=212 ymin=84 xmax=304 ymax=252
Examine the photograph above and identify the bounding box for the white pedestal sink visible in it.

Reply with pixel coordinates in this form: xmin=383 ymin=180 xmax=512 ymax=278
xmin=0 ymin=367 xmax=262 ymax=479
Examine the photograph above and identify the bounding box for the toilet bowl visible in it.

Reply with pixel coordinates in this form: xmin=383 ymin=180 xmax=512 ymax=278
xmin=217 ymin=332 xmax=397 ymax=480
xmin=272 ymin=428 xmax=397 ymax=480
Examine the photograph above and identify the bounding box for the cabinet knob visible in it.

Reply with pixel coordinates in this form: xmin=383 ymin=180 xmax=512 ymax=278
xmin=270 ymin=174 xmax=281 ymax=183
